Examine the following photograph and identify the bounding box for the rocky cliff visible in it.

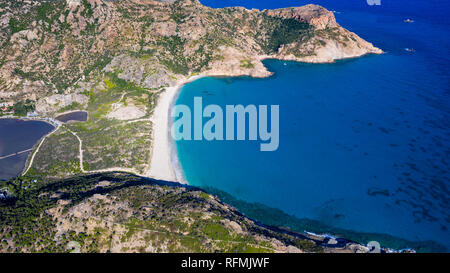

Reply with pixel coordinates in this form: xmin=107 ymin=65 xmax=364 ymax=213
xmin=0 ymin=0 xmax=382 ymax=114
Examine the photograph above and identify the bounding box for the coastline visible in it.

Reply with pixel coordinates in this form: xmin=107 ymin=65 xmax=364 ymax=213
xmin=144 ymin=52 xmax=386 ymax=185
xmin=146 ymin=75 xmax=205 ymax=184
xmin=0 ymin=115 xmax=60 ymax=128
xmin=54 ymin=110 xmax=89 ymax=121
xmin=5 ymin=50 xmax=383 ymax=184
xmin=147 ymin=69 xmax=276 ymax=185
xmin=0 ymin=117 xmax=57 ymax=180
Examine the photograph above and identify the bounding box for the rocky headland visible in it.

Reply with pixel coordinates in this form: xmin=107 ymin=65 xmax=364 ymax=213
xmin=0 ymin=0 xmax=382 ymax=115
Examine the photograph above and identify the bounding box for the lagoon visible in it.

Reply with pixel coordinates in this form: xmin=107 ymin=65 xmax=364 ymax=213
xmin=0 ymin=119 xmax=54 ymax=180
xmin=55 ymin=111 xmax=88 ymax=123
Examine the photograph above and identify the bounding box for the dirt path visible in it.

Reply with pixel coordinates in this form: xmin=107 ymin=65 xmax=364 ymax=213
xmin=23 ymin=126 xmax=60 ymax=175
xmin=126 ymin=118 xmax=152 ymax=124
xmin=23 ymin=110 xmax=166 ymax=179
xmin=65 ymin=125 xmax=148 ymax=176
xmin=65 ymin=127 xmax=85 ymax=173
xmin=110 ymin=92 xmax=128 ymax=112
xmin=85 ymin=167 xmax=143 ymax=175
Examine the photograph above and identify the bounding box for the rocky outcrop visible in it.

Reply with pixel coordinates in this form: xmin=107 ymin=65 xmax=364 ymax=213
xmin=265 ymin=4 xmax=383 ymax=63
xmin=36 ymin=93 xmax=89 ymax=114
xmin=265 ymin=4 xmax=338 ymax=30
xmin=0 ymin=0 xmax=382 ymax=112
xmin=103 ymin=55 xmax=176 ymax=89
xmin=205 ymin=47 xmax=272 ymax=78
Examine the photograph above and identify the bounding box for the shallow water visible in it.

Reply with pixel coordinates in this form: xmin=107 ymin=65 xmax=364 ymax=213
xmin=176 ymin=0 xmax=450 ymax=249
xmin=0 ymin=119 xmax=54 ymax=180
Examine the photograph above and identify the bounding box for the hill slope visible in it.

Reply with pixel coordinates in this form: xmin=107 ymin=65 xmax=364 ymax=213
xmin=0 ymin=172 xmax=375 ymax=253
xmin=0 ymin=0 xmax=381 ymax=112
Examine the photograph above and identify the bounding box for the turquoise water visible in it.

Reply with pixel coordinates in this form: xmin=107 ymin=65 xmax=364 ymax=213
xmin=176 ymin=1 xmax=449 ymax=249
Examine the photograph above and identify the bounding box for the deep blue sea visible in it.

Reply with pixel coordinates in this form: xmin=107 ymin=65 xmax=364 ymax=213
xmin=0 ymin=119 xmax=54 ymax=180
xmin=175 ymin=0 xmax=450 ymax=250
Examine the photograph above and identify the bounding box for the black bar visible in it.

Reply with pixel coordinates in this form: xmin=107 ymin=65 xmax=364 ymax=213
xmin=1 ymin=253 xmax=446 ymax=272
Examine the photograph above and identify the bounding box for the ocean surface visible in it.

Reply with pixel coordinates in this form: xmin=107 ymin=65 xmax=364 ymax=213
xmin=0 ymin=119 xmax=54 ymax=180
xmin=175 ymin=0 xmax=450 ymax=250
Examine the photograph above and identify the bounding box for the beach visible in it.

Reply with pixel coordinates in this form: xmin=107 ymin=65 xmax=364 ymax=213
xmin=146 ymin=75 xmax=204 ymax=183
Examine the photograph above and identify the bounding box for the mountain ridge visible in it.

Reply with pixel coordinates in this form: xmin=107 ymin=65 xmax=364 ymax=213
xmin=0 ymin=0 xmax=381 ymax=114
xmin=0 ymin=172 xmax=400 ymax=253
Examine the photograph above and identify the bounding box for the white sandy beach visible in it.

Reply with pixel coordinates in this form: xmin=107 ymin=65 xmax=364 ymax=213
xmin=146 ymin=76 xmax=204 ymax=183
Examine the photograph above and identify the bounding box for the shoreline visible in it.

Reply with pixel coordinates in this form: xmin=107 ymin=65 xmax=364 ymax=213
xmin=54 ymin=110 xmax=89 ymax=121
xmin=146 ymin=75 xmax=205 ymax=184
xmin=0 ymin=117 xmax=58 ymax=180
xmin=4 ymin=53 xmax=383 ymax=184
xmin=145 ymin=55 xmax=348 ymax=185
xmin=0 ymin=115 xmax=60 ymax=128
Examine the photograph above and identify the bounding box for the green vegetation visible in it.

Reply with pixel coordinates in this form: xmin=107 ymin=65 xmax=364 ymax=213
xmin=240 ymin=59 xmax=255 ymax=69
xmin=73 ymin=120 xmax=152 ymax=173
xmin=9 ymin=1 xmax=62 ymax=34
xmin=0 ymin=56 xmax=5 ymax=69
xmin=57 ymin=102 xmax=83 ymax=113
xmin=48 ymin=71 xmax=156 ymax=174
xmin=13 ymin=100 xmax=35 ymax=116
xmin=36 ymin=2 xmax=54 ymax=25
xmin=81 ymin=0 xmax=94 ymax=18
xmin=265 ymin=17 xmax=311 ymax=53
xmin=0 ymin=177 xmax=60 ymax=252
xmin=13 ymin=68 xmax=39 ymax=81
xmin=32 ymin=127 xmax=80 ymax=179
xmin=157 ymin=35 xmax=189 ymax=75
xmin=105 ymin=72 xmax=149 ymax=96
xmin=104 ymin=78 xmax=116 ymax=89
xmin=170 ymin=12 xmax=187 ymax=24
xmin=0 ymin=173 xmax=314 ymax=253
xmin=84 ymin=53 xmax=113 ymax=77
xmin=8 ymin=17 xmax=27 ymax=34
